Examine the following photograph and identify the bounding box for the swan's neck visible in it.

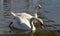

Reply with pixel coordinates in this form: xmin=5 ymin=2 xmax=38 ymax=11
xmin=34 ymin=4 xmax=42 ymax=18
xmin=32 ymin=6 xmax=38 ymax=31
xmin=32 ymin=24 xmax=36 ymax=31
xmin=34 ymin=10 xmax=38 ymax=18
xmin=31 ymin=21 xmax=36 ymax=31
xmin=34 ymin=6 xmax=38 ymax=18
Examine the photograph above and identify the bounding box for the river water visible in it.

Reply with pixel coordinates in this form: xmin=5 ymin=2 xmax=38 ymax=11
xmin=0 ymin=0 xmax=60 ymax=36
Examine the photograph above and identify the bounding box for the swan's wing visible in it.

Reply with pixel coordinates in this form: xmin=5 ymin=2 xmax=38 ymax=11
xmin=16 ymin=13 xmax=33 ymax=20
xmin=12 ymin=17 xmax=31 ymax=30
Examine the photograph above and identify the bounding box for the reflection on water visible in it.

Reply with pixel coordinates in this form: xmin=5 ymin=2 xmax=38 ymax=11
xmin=0 ymin=24 xmax=60 ymax=36
xmin=1 ymin=30 xmax=60 ymax=36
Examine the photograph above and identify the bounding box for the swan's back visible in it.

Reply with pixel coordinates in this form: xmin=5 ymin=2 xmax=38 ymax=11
xmin=15 ymin=13 xmax=33 ymax=20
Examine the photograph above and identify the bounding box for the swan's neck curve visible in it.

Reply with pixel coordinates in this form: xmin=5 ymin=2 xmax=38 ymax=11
xmin=31 ymin=22 xmax=36 ymax=31
xmin=34 ymin=7 xmax=38 ymax=18
xmin=34 ymin=5 xmax=41 ymax=18
xmin=30 ymin=18 xmax=36 ymax=31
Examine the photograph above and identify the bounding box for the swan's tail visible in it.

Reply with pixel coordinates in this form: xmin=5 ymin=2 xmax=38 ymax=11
xmin=11 ymin=12 xmax=17 ymax=17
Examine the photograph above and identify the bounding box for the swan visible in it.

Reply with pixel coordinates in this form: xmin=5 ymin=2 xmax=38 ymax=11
xmin=9 ymin=5 xmax=44 ymax=32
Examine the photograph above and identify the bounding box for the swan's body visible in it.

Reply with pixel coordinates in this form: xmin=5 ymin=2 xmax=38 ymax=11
xmin=9 ymin=5 xmax=44 ymax=31
xmin=10 ymin=12 xmax=36 ymax=31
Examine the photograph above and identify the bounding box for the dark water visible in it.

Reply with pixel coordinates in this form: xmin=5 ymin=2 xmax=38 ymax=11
xmin=0 ymin=0 xmax=60 ymax=36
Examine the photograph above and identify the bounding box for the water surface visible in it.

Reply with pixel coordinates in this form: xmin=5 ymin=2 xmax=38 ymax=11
xmin=0 ymin=0 xmax=60 ymax=36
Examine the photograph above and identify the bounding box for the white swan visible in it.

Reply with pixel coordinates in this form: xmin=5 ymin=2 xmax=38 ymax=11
xmin=9 ymin=5 xmax=44 ymax=32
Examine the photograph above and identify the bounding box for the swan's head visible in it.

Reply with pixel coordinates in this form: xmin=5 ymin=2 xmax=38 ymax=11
xmin=34 ymin=4 xmax=42 ymax=10
xmin=30 ymin=18 xmax=44 ymax=30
